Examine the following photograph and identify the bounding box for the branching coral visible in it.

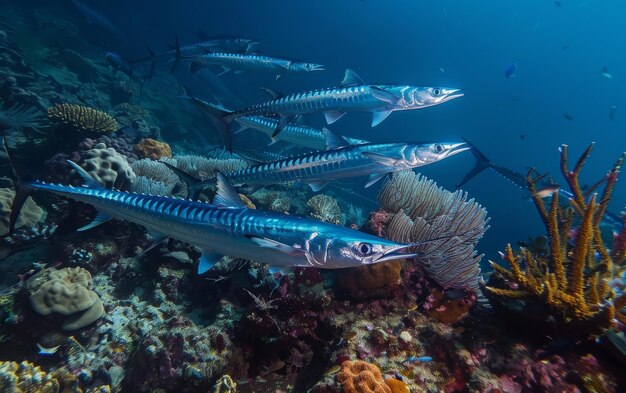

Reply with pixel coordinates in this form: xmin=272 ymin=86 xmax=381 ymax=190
xmin=48 ymin=103 xmax=118 ymax=134
xmin=0 ymin=102 xmax=44 ymax=133
xmin=378 ymin=171 xmax=490 ymax=292
xmin=307 ymin=194 xmax=341 ymax=224
xmin=485 ymin=144 xmax=626 ymax=335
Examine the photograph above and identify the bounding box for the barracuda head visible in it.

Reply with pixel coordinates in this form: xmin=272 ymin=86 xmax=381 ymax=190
xmin=303 ymin=230 xmax=417 ymax=268
xmin=290 ymin=62 xmax=326 ymax=72
xmin=405 ymin=87 xmax=464 ymax=108
xmin=403 ymin=142 xmax=470 ymax=167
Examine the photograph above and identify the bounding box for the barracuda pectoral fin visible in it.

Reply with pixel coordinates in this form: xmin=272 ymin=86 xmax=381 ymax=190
xmin=66 ymin=160 xmax=104 ymax=189
xmin=365 ymin=172 xmax=389 ymax=188
xmin=272 ymin=114 xmax=296 ymax=137
xmin=369 ymin=86 xmax=401 ymax=105
xmin=339 ymin=69 xmax=364 ymax=87
xmin=77 ymin=211 xmax=112 ymax=232
xmin=246 ymin=235 xmax=305 ymax=256
xmin=322 ymin=127 xmax=350 ymax=149
xmin=324 ymin=110 xmax=346 ymax=125
xmin=217 ymin=66 xmax=231 ymax=76
xmin=362 ymin=151 xmax=402 ymax=166
xmin=307 ymin=180 xmax=330 ymax=192
xmin=214 ymin=172 xmax=246 ymax=208
xmin=198 ymin=250 xmax=225 ymax=274
xmin=371 ymin=110 xmax=393 ymax=127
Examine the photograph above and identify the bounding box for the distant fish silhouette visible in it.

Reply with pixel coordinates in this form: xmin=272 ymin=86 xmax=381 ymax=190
xmin=563 ymin=113 xmax=573 ymax=121
xmin=505 ymin=62 xmax=517 ymax=78
xmin=561 ymin=44 xmax=569 ymax=50
xmin=610 ymin=105 xmax=616 ymax=120
xmin=554 ymin=1 xmax=562 ymax=8
xmin=601 ymin=66 xmax=614 ymax=79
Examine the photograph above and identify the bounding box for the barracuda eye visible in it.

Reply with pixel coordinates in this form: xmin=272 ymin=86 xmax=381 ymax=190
xmin=434 ymin=144 xmax=444 ymax=153
xmin=357 ymin=242 xmax=373 ymax=256
xmin=304 ymin=63 xmax=312 ymax=70
xmin=432 ymin=88 xmax=442 ymax=96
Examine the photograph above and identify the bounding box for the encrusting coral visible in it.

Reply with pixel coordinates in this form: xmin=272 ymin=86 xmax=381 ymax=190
xmin=378 ymin=171 xmax=490 ymax=292
xmin=134 ymin=138 xmax=172 ymax=160
xmin=307 ymin=194 xmax=342 ymax=224
xmin=485 ymin=144 xmax=626 ymax=335
xmin=336 ymin=261 xmax=402 ymax=299
xmin=28 ymin=267 xmax=105 ymax=331
xmin=48 ymin=103 xmax=118 ymax=134
xmin=336 ymin=360 xmax=391 ymax=393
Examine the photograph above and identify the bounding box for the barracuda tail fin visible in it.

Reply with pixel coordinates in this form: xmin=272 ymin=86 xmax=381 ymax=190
xmin=161 ymin=162 xmax=209 ymax=200
xmin=2 ymin=136 xmax=33 ymax=237
xmin=171 ymin=35 xmax=182 ymax=73
xmin=455 ymin=138 xmax=493 ymax=189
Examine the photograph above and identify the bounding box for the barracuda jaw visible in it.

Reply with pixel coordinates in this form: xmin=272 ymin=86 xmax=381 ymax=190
xmin=445 ymin=142 xmax=471 ymax=157
xmin=375 ymin=244 xmax=418 ymax=263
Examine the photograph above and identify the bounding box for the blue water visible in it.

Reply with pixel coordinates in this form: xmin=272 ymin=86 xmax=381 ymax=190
xmin=92 ymin=0 xmax=625 ymax=261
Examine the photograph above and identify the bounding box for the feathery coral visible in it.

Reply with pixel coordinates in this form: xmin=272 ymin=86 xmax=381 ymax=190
xmin=0 ymin=102 xmax=44 ymax=133
xmin=485 ymin=144 xmax=626 ymax=335
xmin=48 ymin=103 xmax=118 ymax=134
xmin=379 ymin=171 xmax=489 ymax=292
xmin=307 ymin=194 xmax=341 ymax=224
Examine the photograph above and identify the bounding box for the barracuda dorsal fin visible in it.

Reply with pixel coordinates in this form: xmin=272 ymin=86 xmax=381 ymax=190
xmin=198 ymin=250 xmax=225 ymax=274
xmin=323 ymin=110 xmax=346 ymax=124
xmin=261 ymin=87 xmax=284 ymax=100
xmin=307 ymin=180 xmax=330 ymax=192
xmin=246 ymin=235 xmax=305 ymax=256
xmin=322 ymin=127 xmax=350 ymax=150
xmin=339 ymin=69 xmax=364 ymax=87
xmin=214 ymin=172 xmax=245 ymax=208
xmin=66 ymin=160 xmax=103 ymax=189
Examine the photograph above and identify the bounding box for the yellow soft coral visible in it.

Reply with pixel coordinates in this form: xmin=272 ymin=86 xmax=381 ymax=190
xmin=48 ymin=103 xmax=118 ymax=134
xmin=486 ymin=144 xmax=626 ymax=335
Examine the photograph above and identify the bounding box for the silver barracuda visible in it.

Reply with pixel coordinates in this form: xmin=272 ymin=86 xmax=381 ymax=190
xmin=166 ymin=129 xmax=470 ymax=194
xmin=23 ymin=162 xmax=420 ymax=274
xmin=234 ymin=116 xmax=367 ymax=149
xmin=214 ymin=69 xmax=464 ymax=137
xmin=189 ymin=52 xmax=325 ymax=78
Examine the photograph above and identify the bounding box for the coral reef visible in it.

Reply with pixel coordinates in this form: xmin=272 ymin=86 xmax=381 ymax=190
xmin=251 ymin=188 xmax=293 ymax=213
xmin=336 ymin=360 xmax=391 ymax=393
xmin=161 ymin=155 xmax=247 ymax=180
xmin=0 ymin=101 xmax=44 ymax=133
xmin=134 ymin=138 xmax=172 ymax=160
xmin=80 ymin=144 xmax=136 ymax=190
xmin=379 ymin=171 xmax=490 ymax=292
xmin=307 ymin=194 xmax=342 ymax=224
xmin=336 ymin=261 xmax=402 ymax=299
xmin=28 ymin=267 xmax=105 ymax=331
xmin=0 ymin=187 xmax=44 ymax=236
xmin=48 ymin=103 xmax=118 ymax=134
xmin=130 ymin=158 xmax=179 ymax=196
xmin=485 ymin=144 xmax=626 ymax=336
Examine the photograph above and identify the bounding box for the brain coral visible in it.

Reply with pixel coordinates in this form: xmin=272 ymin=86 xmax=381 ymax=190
xmin=29 ymin=267 xmax=105 ymax=331
xmin=0 ymin=187 xmax=44 ymax=236
xmin=336 ymin=360 xmax=391 ymax=393
xmin=134 ymin=138 xmax=172 ymax=160
xmin=80 ymin=144 xmax=136 ymax=190
xmin=48 ymin=103 xmax=119 ymax=134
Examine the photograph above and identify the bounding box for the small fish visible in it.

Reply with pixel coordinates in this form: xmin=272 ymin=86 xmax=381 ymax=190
xmin=534 ymin=185 xmax=560 ymax=199
xmin=601 ymin=66 xmax=614 ymax=79
xmin=520 ymin=134 xmax=526 ymax=140
xmin=439 ymin=67 xmax=445 ymax=73
xmin=325 ymin=365 xmax=341 ymax=375
xmin=610 ymin=105 xmax=616 ymax=120
xmin=37 ymin=343 xmax=60 ymax=355
xmin=563 ymin=113 xmax=573 ymax=121
xmin=554 ymin=1 xmax=562 ymax=8
xmin=505 ymin=62 xmax=517 ymax=78
xmin=404 ymin=356 xmax=433 ymax=363
xmin=561 ymin=45 xmax=569 ymax=50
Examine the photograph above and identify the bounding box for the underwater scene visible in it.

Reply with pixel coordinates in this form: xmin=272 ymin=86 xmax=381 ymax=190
xmin=0 ymin=0 xmax=625 ymax=392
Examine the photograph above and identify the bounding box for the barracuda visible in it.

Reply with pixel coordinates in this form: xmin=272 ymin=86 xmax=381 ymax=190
xmin=23 ymin=162 xmax=419 ymax=274
xmin=217 ymin=69 xmax=464 ymax=137
xmin=189 ymin=52 xmax=325 ymax=77
xmin=166 ymin=129 xmax=470 ymax=195
xmin=234 ymin=116 xmax=367 ymax=150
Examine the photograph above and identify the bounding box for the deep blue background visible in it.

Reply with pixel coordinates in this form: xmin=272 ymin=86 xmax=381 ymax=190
xmin=72 ymin=0 xmax=626 ymax=263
